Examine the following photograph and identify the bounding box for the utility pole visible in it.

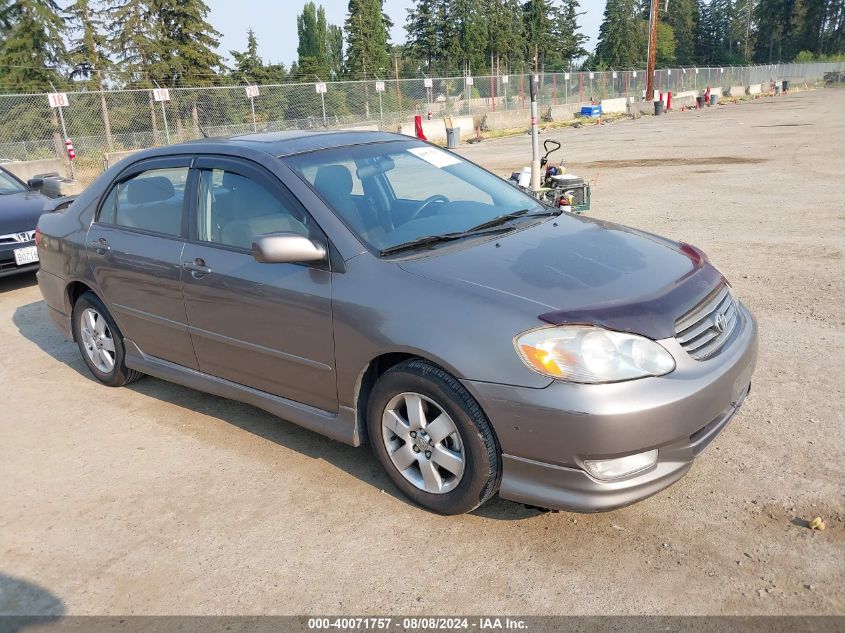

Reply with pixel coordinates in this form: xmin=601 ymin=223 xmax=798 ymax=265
xmin=645 ymin=0 xmax=660 ymax=102
xmin=744 ymin=0 xmax=753 ymax=63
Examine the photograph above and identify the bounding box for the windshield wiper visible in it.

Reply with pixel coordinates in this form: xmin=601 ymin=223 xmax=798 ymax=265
xmin=380 ymin=226 xmax=514 ymax=256
xmin=463 ymin=207 xmax=561 ymax=234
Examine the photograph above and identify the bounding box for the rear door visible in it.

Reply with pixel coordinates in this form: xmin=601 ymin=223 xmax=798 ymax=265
xmin=180 ymin=156 xmax=337 ymax=412
xmin=86 ymin=157 xmax=199 ymax=369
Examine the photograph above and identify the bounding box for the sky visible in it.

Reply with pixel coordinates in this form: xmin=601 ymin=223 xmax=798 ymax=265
xmin=205 ymin=0 xmax=606 ymax=68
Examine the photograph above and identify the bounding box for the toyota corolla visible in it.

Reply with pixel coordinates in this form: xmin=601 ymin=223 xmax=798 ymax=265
xmin=36 ymin=131 xmax=757 ymax=515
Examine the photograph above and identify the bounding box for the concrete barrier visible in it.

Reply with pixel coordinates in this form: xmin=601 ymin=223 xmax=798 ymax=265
xmin=729 ymin=85 xmax=747 ymax=97
xmin=599 ymin=97 xmax=630 ymax=114
xmin=2 ymin=158 xmax=65 ymax=181
xmin=103 ymin=149 xmax=140 ymax=170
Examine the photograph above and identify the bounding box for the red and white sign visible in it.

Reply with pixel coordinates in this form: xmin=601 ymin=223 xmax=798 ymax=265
xmin=245 ymin=85 xmax=260 ymax=99
xmin=375 ymin=81 xmax=385 ymax=93
xmin=65 ymin=139 xmax=76 ymax=160
xmin=153 ymin=88 xmax=170 ymax=102
xmin=48 ymin=92 xmax=69 ymax=108
xmin=315 ymin=82 xmax=327 ymax=94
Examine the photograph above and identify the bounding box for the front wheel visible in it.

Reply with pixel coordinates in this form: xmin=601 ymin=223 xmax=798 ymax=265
xmin=71 ymin=291 xmax=143 ymax=387
xmin=367 ymin=359 xmax=501 ymax=515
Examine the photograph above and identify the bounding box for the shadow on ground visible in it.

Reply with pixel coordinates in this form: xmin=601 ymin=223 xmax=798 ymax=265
xmin=12 ymin=300 xmax=537 ymax=521
xmin=0 ymin=573 xmax=64 ymax=626
xmin=0 ymin=272 xmax=37 ymax=294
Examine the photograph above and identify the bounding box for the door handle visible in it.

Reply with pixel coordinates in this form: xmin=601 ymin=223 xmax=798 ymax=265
xmin=88 ymin=239 xmax=111 ymax=254
xmin=182 ymin=259 xmax=212 ymax=277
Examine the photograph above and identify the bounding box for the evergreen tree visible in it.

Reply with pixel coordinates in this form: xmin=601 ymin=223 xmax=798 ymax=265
xmin=326 ymin=23 xmax=344 ymax=76
xmin=595 ymin=0 xmax=642 ymax=68
xmin=664 ymin=0 xmax=699 ymax=64
xmin=554 ymin=0 xmax=590 ymax=68
xmin=66 ymin=0 xmax=110 ymax=88
xmin=485 ymin=0 xmax=526 ymax=73
xmin=0 ymin=0 xmax=66 ymax=90
xmin=443 ymin=0 xmax=488 ymax=75
xmin=405 ymin=0 xmax=441 ymax=70
xmin=345 ymin=0 xmax=391 ymax=78
xmin=105 ymin=0 xmax=157 ymax=85
xmin=296 ymin=2 xmax=343 ymax=78
xmin=231 ymin=28 xmax=263 ymax=80
xmin=522 ymin=0 xmax=556 ymax=70
xmin=147 ymin=0 xmax=225 ymax=86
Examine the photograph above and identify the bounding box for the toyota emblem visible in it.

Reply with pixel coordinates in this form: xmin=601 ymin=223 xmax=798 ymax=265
xmin=714 ymin=313 xmax=727 ymax=333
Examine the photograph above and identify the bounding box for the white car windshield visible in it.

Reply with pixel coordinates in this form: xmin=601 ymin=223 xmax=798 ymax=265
xmin=287 ymin=140 xmax=545 ymax=253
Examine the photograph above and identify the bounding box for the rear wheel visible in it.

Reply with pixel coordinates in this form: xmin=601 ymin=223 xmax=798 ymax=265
xmin=71 ymin=292 xmax=143 ymax=387
xmin=367 ymin=359 xmax=500 ymax=515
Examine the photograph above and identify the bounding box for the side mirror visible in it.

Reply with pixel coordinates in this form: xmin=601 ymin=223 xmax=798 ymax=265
xmin=252 ymin=232 xmax=327 ymax=264
xmin=27 ymin=178 xmax=44 ymax=190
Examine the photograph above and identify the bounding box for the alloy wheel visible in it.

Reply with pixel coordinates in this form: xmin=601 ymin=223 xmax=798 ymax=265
xmin=79 ymin=307 xmax=116 ymax=374
xmin=381 ymin=392 xmax=465 ymax=494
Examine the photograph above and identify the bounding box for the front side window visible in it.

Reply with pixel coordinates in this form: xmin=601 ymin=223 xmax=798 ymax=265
xmin=196 ymin=168 xmax=310 ymax=250
xmin=286 ymin=140 xmax=543 ymax=253
xmin=100 ymin=167 xmax=188 ymax=237
xmin=0 ymin=168 xmax=26 ymax=195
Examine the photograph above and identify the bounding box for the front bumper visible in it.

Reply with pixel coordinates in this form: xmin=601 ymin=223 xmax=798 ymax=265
xmin=464 ymin=303 xmax=758 ymax=512
xmin=0 ymin=240 xmax=38 ymax=278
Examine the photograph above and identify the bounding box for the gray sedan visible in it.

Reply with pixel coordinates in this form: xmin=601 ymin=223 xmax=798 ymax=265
xmin=36 ymin=131 xmax=757 ymax=515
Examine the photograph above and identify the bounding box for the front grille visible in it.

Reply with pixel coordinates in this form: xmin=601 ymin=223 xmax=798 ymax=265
xmin=675 ymin=284 xmax=738 ymax=360
xmin=0 ymin=231 xmax=35 ymax=245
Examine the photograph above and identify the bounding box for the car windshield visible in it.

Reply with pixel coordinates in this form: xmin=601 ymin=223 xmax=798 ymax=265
xmin=0 ymin=168 xmax=26 ymax=195
xmin=286 ymin=139 xmax=545 ymax=253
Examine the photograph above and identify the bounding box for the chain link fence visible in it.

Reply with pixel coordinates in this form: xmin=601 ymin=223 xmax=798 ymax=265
xmin=1 ymin=62 xmax=842 ymax=184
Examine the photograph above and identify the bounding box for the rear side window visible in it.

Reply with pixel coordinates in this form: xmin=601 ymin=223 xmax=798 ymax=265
xmin=99 ymin=167 xmax=188 ymax=237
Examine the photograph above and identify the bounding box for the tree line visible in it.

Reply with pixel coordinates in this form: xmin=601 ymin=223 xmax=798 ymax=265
xmin=0 ymin=0 xmax=843 ymax=94
xmin=592 ymin=0 xmax=845 ymax=69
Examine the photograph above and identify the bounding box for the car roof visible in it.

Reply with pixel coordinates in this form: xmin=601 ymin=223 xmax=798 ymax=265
xmin=191 ymin=130 xmax=409 ymax=158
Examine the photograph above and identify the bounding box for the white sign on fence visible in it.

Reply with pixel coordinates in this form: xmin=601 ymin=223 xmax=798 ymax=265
xmin=375 ymin=81 xmax=385 ymax=92
xmin=633 ymin=71 xmax=638 ymax=77
xmin=589 ymin=72 xmax=594 ymax=79
xmin=695 ymin=68 xmax=699 ymax=74
xmin=465 ymin=76 xmax=473 ymax=85
xmin=501 ymin=75 xmax=509 ymax=84
xmin=47 ymin=92 xmax=69 ymax=108
xmin=668 ymin=69 xmax=672 ymax=75
xmin=682 ymin=68 xmax=686 ymax=74
xmin=245 ymin=85 xmax=260 ymax=98
xmin=153 ymin=88 xmax=170 ymax=102
xmin=612 ymin=71 xmax=618 ymax=79
xmin=315 ymin=82 xmax=327 ymax=93
xmin=423 ymin=77 xmax=433 ymax=88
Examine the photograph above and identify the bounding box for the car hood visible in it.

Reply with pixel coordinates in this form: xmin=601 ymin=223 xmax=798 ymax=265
xmin=0 ymin=191 xmax=47 ymax=235
xmin=398 ymin=214 xmax=724 ymax=340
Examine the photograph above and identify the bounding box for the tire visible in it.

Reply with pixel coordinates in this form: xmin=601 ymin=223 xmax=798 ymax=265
xmin=367 ymin=359 xmax=501 ymax=515
xmin=71 ymin=291 xmax=144 ymax=387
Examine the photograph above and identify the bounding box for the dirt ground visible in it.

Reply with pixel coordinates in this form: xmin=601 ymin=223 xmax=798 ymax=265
xmin=1 ymin=89 xmax=843 ymax=616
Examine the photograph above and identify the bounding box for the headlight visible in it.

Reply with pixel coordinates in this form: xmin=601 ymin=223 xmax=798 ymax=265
xmin=515 ymin=326 xmax=675 ymax=383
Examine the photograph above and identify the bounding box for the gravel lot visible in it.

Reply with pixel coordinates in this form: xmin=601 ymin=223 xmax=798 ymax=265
xmin=2 ymin=89 xmax=843 ymax=616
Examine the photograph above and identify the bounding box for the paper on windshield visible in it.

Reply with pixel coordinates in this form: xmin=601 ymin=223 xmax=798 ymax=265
xmin=408 ymin=146 xmax=461 ymax=168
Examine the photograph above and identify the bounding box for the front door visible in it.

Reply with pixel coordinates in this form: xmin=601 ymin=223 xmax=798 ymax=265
xmin=180 ymin=156 xmax=337 ymax=412
xmin=86 ymin=157 xmax=198 ymax=369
